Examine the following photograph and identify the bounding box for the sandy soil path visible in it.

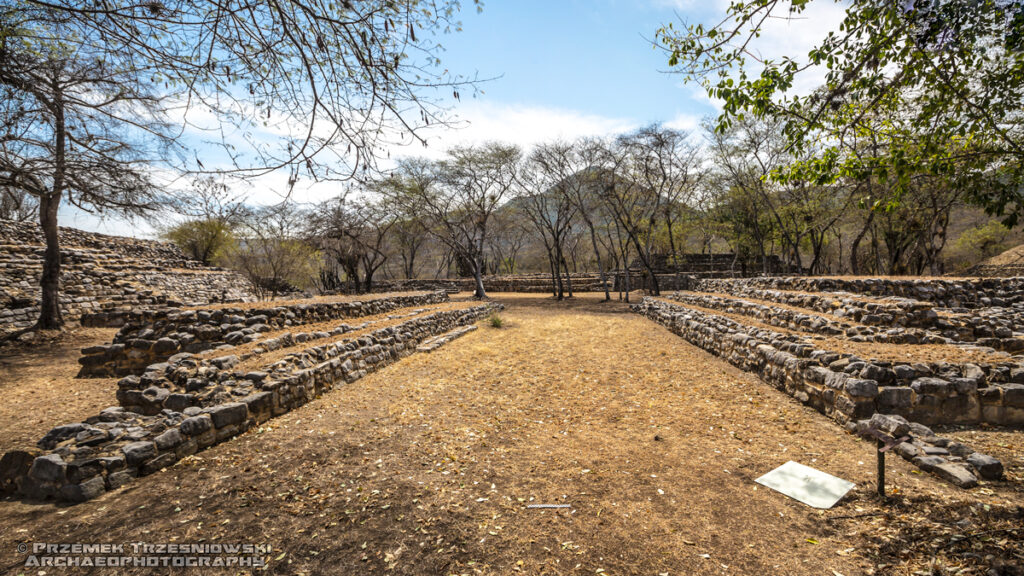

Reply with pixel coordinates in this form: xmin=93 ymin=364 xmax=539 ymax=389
xmin=1 ymin=294 xmax=1020 ymax=575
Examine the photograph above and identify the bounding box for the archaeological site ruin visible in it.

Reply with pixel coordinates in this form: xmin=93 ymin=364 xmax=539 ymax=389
xmin=1 ymin=219 xmax=1019 ymax=507
xmin=3 ymin=1 xmax=1023 ymax=573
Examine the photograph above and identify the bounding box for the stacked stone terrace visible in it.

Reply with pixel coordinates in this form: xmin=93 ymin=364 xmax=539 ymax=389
xmin=364 ymin=254 xmax=786 ymax=295
xmin=0 ymin=219 xmax=254 ymax=335
xmin=633 ymin=275 xmax=1022 ymax=489
xmin=358 ymin=273 xmax=610 ymax=294
xmin=77 ymin=291 xmax=452 ymax=377
xmin=0 ymin=290 xmax=501 ymax=502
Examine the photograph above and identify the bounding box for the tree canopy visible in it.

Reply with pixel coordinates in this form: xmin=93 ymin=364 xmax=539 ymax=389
xmin=0 ymin=0 xmax=482 ymax=332
xmin=9 ymin=0 xmax=482 ymax=179
xmin=658 ymin=0 xmax=1024 ymax=224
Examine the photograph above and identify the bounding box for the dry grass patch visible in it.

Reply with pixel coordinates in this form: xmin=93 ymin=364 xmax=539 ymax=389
xmin=0 ymin=327 xmax=118 ymax=454
xmin=0 ymin=294 xmax=1020 ymax=575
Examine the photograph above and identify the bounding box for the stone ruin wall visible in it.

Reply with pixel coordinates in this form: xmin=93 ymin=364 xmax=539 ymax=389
xmin=352 ymin=273 xmax=610 ymax=295
xmin=77 ymin=291 xmax=451 ymax=377
xmin=634 ymin=297 xmax=1024 ymax=429
xmin=633 ymin=297 xmax=1014 ymax=487
xmin=967 ymin=263 xmax=1024 ymax=278
xmin=1 ymin=290 xmax=502 ymax=502
xmin=667 ymin=291 xmax=1024 ymax=352
xmin=632 ymin=274 xmax=1024 ymax=488
xmin=0 ymin=219 xmax=254 ymax=334
xmin=697 ymin=276 xmax=1024 ymax=308
xmin=354 ymin=254 xmax=794 ymax=295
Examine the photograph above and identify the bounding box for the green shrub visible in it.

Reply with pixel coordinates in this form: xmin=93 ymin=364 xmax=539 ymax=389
xmin=488 ymin=313 xmax=504 ymax=328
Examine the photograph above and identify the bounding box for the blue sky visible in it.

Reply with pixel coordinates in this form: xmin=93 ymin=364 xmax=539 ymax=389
xmin=435 ymin=0 xmax=715 ymax=122
xmin=63 ymin=0 xmax=846 ymax=236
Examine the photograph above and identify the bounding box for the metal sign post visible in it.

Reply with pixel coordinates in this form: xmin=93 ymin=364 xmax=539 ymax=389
xmin=862 ymin=428 xmax=911 ymax=499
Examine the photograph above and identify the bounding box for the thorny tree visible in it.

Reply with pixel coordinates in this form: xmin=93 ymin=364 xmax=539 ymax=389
xmin=230 ymin=202 xmax=318 ymax=300
xmin=518 ymin=142 xmax=581 ymax=300
xmin=1 ymin=0 xmax=480 ymax=332
xmin=0 ymin=10 xmax=174 ymax=332
xmin=160 ymin=176 xmax=247 ymax=266
xmin=0 ymin=187 xmax=37 ymax=221
xmin=309 ymin=195 xmax=399 ymax=293
xmin=17 ymin=0 xmax=483 ymax=178
xmin=380 ymin=144 xmax=521 ymax=299
xmin=593 ymin=125 xmax=700 ymax=297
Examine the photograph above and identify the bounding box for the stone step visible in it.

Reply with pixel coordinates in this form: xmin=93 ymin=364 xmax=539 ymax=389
xmin=416 ymin=324 xmax=478 ymax=352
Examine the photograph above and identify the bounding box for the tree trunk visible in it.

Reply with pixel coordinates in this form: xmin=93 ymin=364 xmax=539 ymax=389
xmin=37 ymin=84 xmax=67 ymax=330
xmin=473 ymin=256 xmax=487 ymax=299
xmin=850 ymin=208 xmax=875 ymax=275
xmin=562 ymin=256 xmax=574 ymax=297
xmin=472 ymin=268 xmax=486 ymax=298
xmin=623 ymin=265 xmax=631 ymax=303
xmin=625 ymin=231 xmax=660 ymax=296
xmin=37 ymin=191 xmax=63 ymax=329
xmin=403 ymin=248 xmax=417 ymax=279
xmin=364 ymin=268 xmax=375 ymax=293
xmin=547 ymin=253 xmax=560 ymax=299
xmin=586 ymin=223 xmax=611 ymax=301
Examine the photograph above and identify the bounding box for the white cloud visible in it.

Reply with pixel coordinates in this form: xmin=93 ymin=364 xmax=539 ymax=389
xmin=60 ymin=100 xmax=696 ymax=235
xmin=659 ymin=0 xmax=848 ymax=98
xmin=405 ymin=100 xmax=640 ymax=161
xmin=174 ymin=102 xmax=647 ymax=211
xmin=665 ymin=111 xmax=703 ymax=132
xmin=58 ymin=207 xmax=158 ymax=238
xmin=751 ymin=1 xmax=848 ymax=95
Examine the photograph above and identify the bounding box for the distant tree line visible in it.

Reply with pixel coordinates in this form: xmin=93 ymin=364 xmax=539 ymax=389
xmin=162 ymin=122 xmax=1020 ymax=301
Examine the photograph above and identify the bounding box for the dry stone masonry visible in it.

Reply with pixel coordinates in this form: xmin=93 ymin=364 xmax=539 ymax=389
xmin=665 ymin=291 xmax=1024 ymax=350
xmin=417 ymin=324 xmax=478 ymax=352
xmin=359 ymin=253 xmax=787 ymax=295
xmin=77 ymin=291 xmax=450 ymax=377
xmin=0 ymin=219 xmax=254 ymax=335
xmin=633 ymin=275 xmax=1021 ymax=489
xmin=698 ymin=276 xmax=1024 ymax=308
xmin=366 ymin=273 xmax=611 ymax=294
xmin=0 ymin=291 xmax=502 ymax=502
xmin=694 ymin=279 xmax=1024 ymax=348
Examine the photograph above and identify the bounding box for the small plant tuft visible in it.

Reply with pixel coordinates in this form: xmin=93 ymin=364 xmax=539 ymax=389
xmin=488 ymin=313 xmax=504 ymax=328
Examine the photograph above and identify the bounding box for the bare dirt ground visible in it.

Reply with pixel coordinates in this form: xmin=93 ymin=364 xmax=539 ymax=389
xmin=0 ymin=294 xmax=1021 ymax=576
xmin=653 ymin=296 xmax=1011 ymax=365
xmin=0 ymin=327 xmax=119 ymax=455
xmin=231 ymin=301 xmax=480 ymax=370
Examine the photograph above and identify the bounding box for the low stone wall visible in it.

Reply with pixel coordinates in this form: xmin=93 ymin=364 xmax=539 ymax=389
xmin=695 ymin=276 xmax=1024 ymax=308
xmin=0 ymin=219 xmax=200 ymax=264
xmin=633 ymin=298 xmax=1024 ymax=427
xmin=1 ymin=220 xmax=254 ymax=335
xmin=665 ymin=292 xmax=1024 ymax=351
xmin=77 ymin=291 xmax=450 ymax=377
xmin=482 ymin=273 xmax=608 ymax=293
xmin=362 ymin=274 xmax=612 ymax=294
xmin=850 ymin=414 xmax=1003 ymax=487
xmin=690 ymin=280 xmax=1024 ymax=348
xmin=667 ymin=292 xmax=892 ymax=338
xmin=967 ymin=264 xmax=1024 ymax=278
xmin=633 ymin=297 xmax=1013 ymax=487
xmin=1 ymin=302 xmax=501 ymax=502
xmin=347 ymin=279 xmax=462 ymax=294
